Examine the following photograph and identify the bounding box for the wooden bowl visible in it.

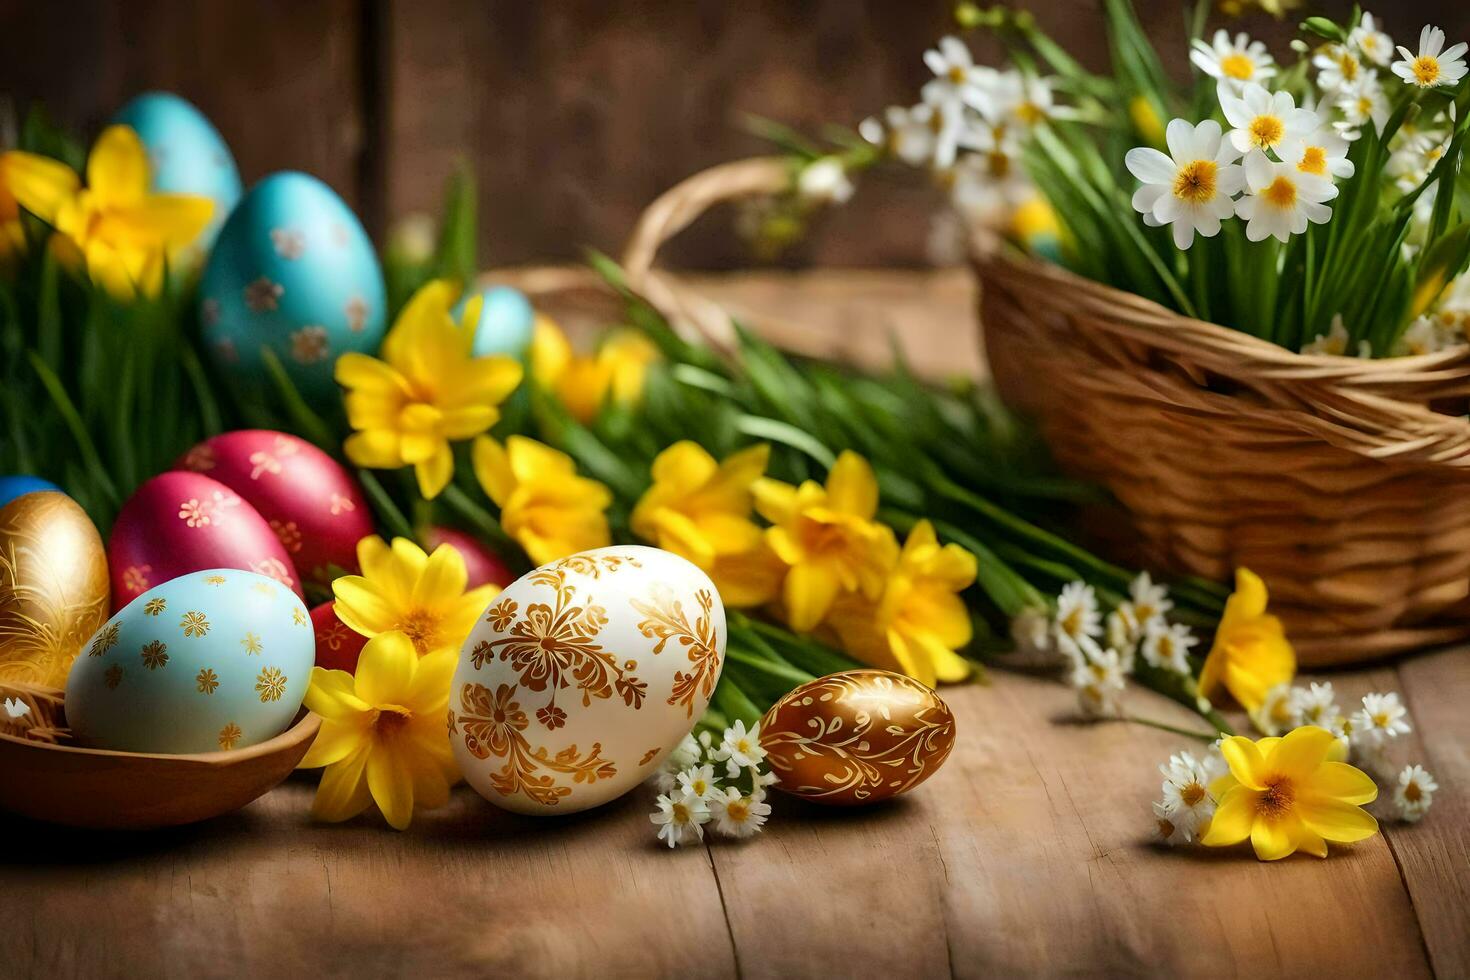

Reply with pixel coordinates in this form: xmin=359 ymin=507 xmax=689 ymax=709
xmin=0 ymin=686 xmax=319 ymax=829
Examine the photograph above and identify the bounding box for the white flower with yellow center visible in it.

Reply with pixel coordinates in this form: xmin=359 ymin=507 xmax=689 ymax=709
xmin=949 ymin=128 xmax=1033 ymax=228
xmin=1219 ymin=83 xmax=1320 ymax=155
xmin=1068 ymin=640 xmax=1126 ymax=719
xmin=712 ymin=719 xmax=766 ymax=777
xmin=1390 ymin=133 xmax=1450 ymax=192
xmin=1313 ymin=43 xmax=1364 ymax=93
xmin=1190 ymin=30 xmax=1277 ymax=92
xmin=1394 ymin=764 xmax=1437 ymax=823
xmin=1141 ymin=620 xmax=1197 ymax=674
xmin=676 ymin=763 xmax=720 ymax=801
xmin=1235 ymin=149 xmax=1337 ymax=242
xmin=1054 ymin=581 xmax=1102 ymax=644
xmin=1301 ymin=314 xmax=1351 ymax=356
xmin=1333 ymin=74 xmax=1389 ymax=140
xmin=1249 ymin=682 xmax=1299 ymax=736
xmin=710 ymin=787 xmax=771 ymax=838
xmin=1152 ymin=800 xmax=1192 ymax=846
xmin=1284 ymin=127 xmax=1355 ymax=180
xmin=1349 ymin=12 xmax=1393 ymax=67
xmin=923 ymin=35 xmax=988 ymax=95
xmin=1395 ymin=316 xmax=1445 ymax=356
xmin=1289 ymin=681 xmax=1338 ymax=727
xmin=1127 ymin=571 xmax=1172 ymax=626
xmin=1393 ymin=25 xmax=1468 ymax=89
xmin=1158 ymin=751 xmax=1216 ymax=837
xmin=1351 ymin=691 xmax=1412 ymax=748
xmin=650 ymin=788 xmax=711 ymax=848
xmin=1126 ymin=118 xmax=1244 ymax=250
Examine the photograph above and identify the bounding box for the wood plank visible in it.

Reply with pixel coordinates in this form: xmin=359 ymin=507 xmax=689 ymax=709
xmin=0 ymin=776 xmax=737 ymax=979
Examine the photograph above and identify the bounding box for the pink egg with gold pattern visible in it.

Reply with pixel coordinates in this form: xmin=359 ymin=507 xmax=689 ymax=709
xmin=108 ymin=471 xmax=303 ymax=610
xmin=178 ymin=430 xmax=373 ymax=586
xmin=423 ymin=525 xmax=516 ymax=589
xmin=311 ymin=600 xmax=369 ymax=672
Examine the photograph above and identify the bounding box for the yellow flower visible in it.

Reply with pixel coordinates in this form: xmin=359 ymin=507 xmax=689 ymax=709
xmin=531 ymin=314 xmax=661 ymax=423
xmin=631 ymin=441 xmax=781 ymax=607
xmin=1198 ymin=568 xmax=1295 ymax=713
xmin=297 ymin=631 xmax=459 ymax=830
xmin=0 ymin=155 xmax=24 ymax=269
xmin=0 ymin=126 xmax=212 ymax=299
xmin=1201 ymin=726 xmax=1378 ymax=860
xmin=332 ymin=535 xmax=499 ymax=658
xmin=827 ymin=520 xmax=976 ymax=687
xmin=471 ymin=435 xmax=612 ymax=566
xmin=336 ymin=280 xmax=523 ymax=499
xmin=753 ymin=450 xmax=899 ymax=632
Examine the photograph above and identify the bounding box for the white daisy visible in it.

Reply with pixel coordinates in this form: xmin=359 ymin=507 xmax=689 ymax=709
xmin=1302 ymin=314 xmax=1352 ymax=355
xmin=676 ymin=763 xmax=721 ymax=801
xmin=1393 ymin=25 xmax=1469 ymax=89
xmin=1395 ymin=316 xmax=1445 ymax=356
xmin=1152 ymin=801 xmax=1192 ymax=846
xmin=1235 ymin=149 xmax=1337 ymax=242
xmin=1106 ymin=607 xmax=1140 ymax=668
xmin=1389 ymin=133 xmax=1451 ymax=192
xmin=1203 ymin=737 xmax=1230 ymax=781
xmin=1352 ymin=691 xmax=1412 ymax=747
xmin=1333 ymin=74 xmax=1389 ymax=140
xmin=669 ymin=732 xmax=703 ymax=770
xmin=650 ymin=789 xmax=711 ymax=848
xmin=1290 ymin=681 xmax=1339 ymax=728
xmin=1350 ymin=12 xmax=1394 ymax=67
xmin=1313 ymin=44 xmax=1365 ymax=93
xmin=797 ymin=157 xmax=854 ymax=205
xmin=1009 ymin=607 xmax=1055 ymax=661
xmin=1219 ymin=83 xmax=1321 ymax=156
xmin=1284 ymin=127 xmax=1355 ymax=181
xmin=1055 ymin=581 xmax=1103 ymax=644
xmin=923 ymin=35 xmax=986 ymax=95
xmin=1069 ymin=642 xmax=1126 ymax=719
xmin=709 ymin=786 xmax=772 ymax=838
xmin=1140 ymin=620 xmax=1196 ymax=674
xmin=1190 ymin=30 xmax=1277 ymax=92
xmin=861 ymin=104 xmax=944 ymax=168
xmin=1126 ymin=118 xmax=1245 ymax=250
xmin=949 ymin=128 xmax=1033 ymax=227
xmin=1249 ymin=682 xmax=1298 ymax=735
xmin=712 ymin=720 xmax=765 ymax=777
xmin=1394 ymin=764 xmax=1438 ymax=822
xmin=1128 ymin=571 xmax=1173 ymax=625
xmin=1158 ymin=751 xmax=1216 ymax=837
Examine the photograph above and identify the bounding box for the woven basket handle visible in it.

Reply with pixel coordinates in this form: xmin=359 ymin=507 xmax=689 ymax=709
xmin=619 ymin=156 xmax=798 ymax=351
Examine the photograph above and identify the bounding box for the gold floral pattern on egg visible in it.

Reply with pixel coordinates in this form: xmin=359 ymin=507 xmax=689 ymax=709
xmin=218 ymin=722 xmax=243 ymax=750
xmin=631 ymin=585 xmax=721 ymax=718
xmin=241 ymin=632 xmax=263 ymax=655
xmin=255 ymin=666 xmax=287 ymax=702
xmin=140 ymin=640 xmax=169 ymax=670
xmin=180 ymin=611 xmax=211 ymax=638
xmin=760 ymin=669 xmax=957 ymax=806
xmin=89 ymin=622 xmax=120 ymax=657
xmin=143 ymin=598 xmax=167 ymax=616
xmin=0 ymin=492 xmax=110 ymax=687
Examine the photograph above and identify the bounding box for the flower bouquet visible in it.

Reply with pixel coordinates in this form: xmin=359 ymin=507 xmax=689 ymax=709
xmin=759 ymin=3 xmax=1470 ymax=664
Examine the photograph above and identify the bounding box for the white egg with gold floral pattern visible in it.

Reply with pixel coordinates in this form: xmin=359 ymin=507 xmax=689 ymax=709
xmin=451 ymin=545 xmax=726 ymax=815
xmin=65 ymin=569 xmax=314 ymax=754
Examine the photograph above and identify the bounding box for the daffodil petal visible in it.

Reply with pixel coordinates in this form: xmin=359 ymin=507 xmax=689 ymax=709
xmin=406 ymin=650 xmax=458 ymax=715
xmin=354 ymin=631 xmax=418 ymax=706
xmin=471 ymin=435 xmax=515 ymax=506
xmin=1297 ymin=799 xmax=1379 ymax=843
xmin=366 ymin=741 xmax=416 ymax=830
xmin=783 ymin=562 xmax=841 ymax=633
xmin=298 ymin=716 xmax=370 ymax=768
xmin=343 ymin=429 xmax=405 ymax=469
xmin=1 ymin=150 xmax=80 ymax=222
xmin=414 ymin=446 xmax=454 ymax=499
xmin=303 ymin=667 xmax=370 ymax=719
xmin=415 ymin=544 xmax=470 ymax=610
xmin=109 ymin=194 xmax=213 ymax=247
xmin=87 ymin=126 xmax=149 ymax=209
xmin=1267 ymin=724 xmax=1337 ymax=781
xmin=332 ymin=576 xmax=400 ymax=635
xmin=311 ymin=743 xmax=374 ymax=823
xmin=1251 ymin=813 xmax=1302 ymax=860
xmin=1219 ymin=735 xmax=1269 ymax=790
xmin=1306 ymin=761 xmax=1378 ymax=806
xmin=1200 ymin=785 xmax=1257 ymax=846
xmin=751 ymin=478 xmax=799 ymax=525
xmin=825 ymin=451 xmax=880 ymax=519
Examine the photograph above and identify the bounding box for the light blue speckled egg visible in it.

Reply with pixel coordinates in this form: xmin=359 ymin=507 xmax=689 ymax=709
xmin=456 ymin=285 xmax=535 ymax=360
xmin=199 ymin=172 xmax=386 ymax=406
xmin=111 ymin=92 xmax=242 ymax=254
xmin=65 ymin=568 xmax=314 ymax=755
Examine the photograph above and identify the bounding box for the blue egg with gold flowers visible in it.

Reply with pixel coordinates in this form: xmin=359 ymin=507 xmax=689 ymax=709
xmin=199 ymin=172 xmax=386 ymax=406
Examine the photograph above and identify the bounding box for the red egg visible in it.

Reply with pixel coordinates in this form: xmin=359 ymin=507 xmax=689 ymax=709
xmin=311 ymin=600 xmax=369 ymax=672
xmin=423 ymin=525 xmax=516 ymax=589
xmin=108 ymin=471 xmax=304 ymax=609
xmin=178 ymin=430 xmax=374 ymax=585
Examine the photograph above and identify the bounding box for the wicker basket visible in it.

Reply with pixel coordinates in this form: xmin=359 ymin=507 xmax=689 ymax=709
xmin=505 ymin=155 xmax=1470 ymax=667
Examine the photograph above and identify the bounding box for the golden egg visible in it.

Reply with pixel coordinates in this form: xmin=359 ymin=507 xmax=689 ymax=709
xmin=760 ymin=669 xmax=956 ymax=806
xmin=0 ymin=492 xmax=110 ymax=688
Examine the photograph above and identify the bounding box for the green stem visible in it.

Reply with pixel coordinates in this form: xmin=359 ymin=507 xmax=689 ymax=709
xmin=1126 ymin=714 xmax=1216 ymax=741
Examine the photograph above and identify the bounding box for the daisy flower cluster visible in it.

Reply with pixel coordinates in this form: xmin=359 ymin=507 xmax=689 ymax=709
xmin=648 ymin=721 xmax=775 ymax=848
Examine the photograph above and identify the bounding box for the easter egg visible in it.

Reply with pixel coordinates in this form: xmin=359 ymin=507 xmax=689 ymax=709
xmin=199 ymin=171 xmax=386 ymax=405
xmin=108 ymin=471 xmax=302 ymax=609
xmin=760 ymin=670 xmax=956 ymax=806
xmin=0 ymin=475 xmax=63 ymax=508
xmin=112 ymin=92 xmax=242 ymax=254
xmin=451 ymin=545 xmax=725 ymax=815
xmin=423 ymin=525 xmax=515 ymax=590
xmin=311 ymin=601 xmax=368 ymax=672
xmin=457 ymin=285 xmax=535 ymax=360
xmin=66 ymin=569 xmax=313 ymax=754
xmin=0 ymin=492 xmax=110 ymax=687
xmin=178 ymin=430 xmax=372 ymax=585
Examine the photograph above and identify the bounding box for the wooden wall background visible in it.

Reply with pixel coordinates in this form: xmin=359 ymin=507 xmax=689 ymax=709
xmin=1 ymin=0 xmax=1466 ymax=270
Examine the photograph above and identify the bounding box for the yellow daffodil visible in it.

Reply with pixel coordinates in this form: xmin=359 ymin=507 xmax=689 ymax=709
xmin=753 ymin=450 xmax=899 ymax=632
xmin=0 ymin=126 xmax=212 ymax=299
xmin=1198 ymin=568 xmax=1295 ymax=713
xmin=332 ymin=535 xmax=499 ymax=658
xmin=631 ymin=441 xmax=782 ymax=607
xmin=827 ymin=520 xmax=976 ymax=687
xmin=530 ymin=314 xmax=661 ymax=423
xmin=0 ymin=156 xmax=24 ymax=268
xmin=1201 ymin=725 xmax=1378 ymax=860
xmin=336 ymin=280 xmax=523 ymax=499
xmin=471 ymin=434 xmax=612 ymax=565
xmin=297 ymin=631 xmax=459 ymax=830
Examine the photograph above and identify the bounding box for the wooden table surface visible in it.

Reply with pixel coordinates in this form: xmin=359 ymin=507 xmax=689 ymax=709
xmin=2 ymin=272 xmax=1467 ymax=979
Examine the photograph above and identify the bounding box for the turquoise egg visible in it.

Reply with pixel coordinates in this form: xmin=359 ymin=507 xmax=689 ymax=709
xmin=0 ymin=475 xmax=62 ymax=508
xmin=199 ymin=172 xmax=386 ymax=406
xmin=65 ymin=569 xmax=314 ymax=754
xmin=456 ymin=285 xmax=535 ymax=359
xmin=111 ymin=92 xmax=242 ymax=254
